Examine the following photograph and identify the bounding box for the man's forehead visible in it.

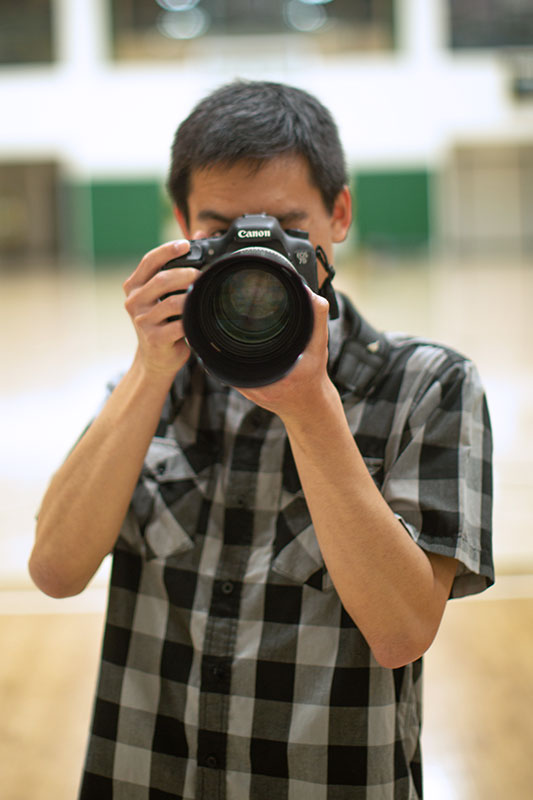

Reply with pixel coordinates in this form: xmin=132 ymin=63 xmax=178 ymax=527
xmin=187 ymin=156 xmax=316 ymax=224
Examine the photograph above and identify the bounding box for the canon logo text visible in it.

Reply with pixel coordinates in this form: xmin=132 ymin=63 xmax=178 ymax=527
xmin=237 ymin=230 xmax=272 ymax=239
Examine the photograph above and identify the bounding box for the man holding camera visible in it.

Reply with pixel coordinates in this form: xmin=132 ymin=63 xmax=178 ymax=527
xmin=30 ymin=81 xmax=493 ymax=799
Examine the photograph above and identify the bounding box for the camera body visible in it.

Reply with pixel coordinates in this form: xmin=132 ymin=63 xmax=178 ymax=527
xmin=162 ymin=214 xmax=318 ymax=387
xmin=164 ymin=213 xmax=318 ymax=292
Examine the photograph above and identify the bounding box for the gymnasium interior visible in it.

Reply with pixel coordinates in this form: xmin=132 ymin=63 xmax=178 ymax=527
xmin=1 ymin=2 xmax=532 ymax=798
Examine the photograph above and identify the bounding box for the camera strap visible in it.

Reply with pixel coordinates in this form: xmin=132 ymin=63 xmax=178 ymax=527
xmin=331 ymin=294 xmax=390 ymax=398
xmin=315 ymin=245 xmax=339 ymax=320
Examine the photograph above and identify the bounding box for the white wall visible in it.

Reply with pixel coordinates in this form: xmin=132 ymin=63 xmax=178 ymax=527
xmin=1 ymin=0 xmax=531 ymax=179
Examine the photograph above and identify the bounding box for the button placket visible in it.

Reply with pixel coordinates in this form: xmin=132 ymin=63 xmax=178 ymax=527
xmin=196 ymin=401 xmax=261 ymax=793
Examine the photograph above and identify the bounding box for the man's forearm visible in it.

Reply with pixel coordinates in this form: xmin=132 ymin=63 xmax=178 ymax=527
xmin=282 ymin=380 xmax=457 ymax=669
xmin=29 ymin=354 xmax=174 ymax=598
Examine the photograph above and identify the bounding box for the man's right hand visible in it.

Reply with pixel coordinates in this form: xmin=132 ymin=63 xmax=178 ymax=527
xmin=123 ymin=240 xmax=201 ymax=378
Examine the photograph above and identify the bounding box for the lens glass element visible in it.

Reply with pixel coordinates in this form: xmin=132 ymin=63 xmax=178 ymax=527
xmin=215 ymin=268 xmax=289 ymax=343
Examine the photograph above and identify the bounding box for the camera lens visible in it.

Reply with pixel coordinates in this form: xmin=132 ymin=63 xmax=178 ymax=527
xmin=183 ymin=249 xmax=313 ymax=387
xmin=216 ymin=268 xmax=289 ymax=344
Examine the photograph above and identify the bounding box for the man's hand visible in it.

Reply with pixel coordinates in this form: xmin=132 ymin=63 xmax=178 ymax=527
xmin=236 ymin=289 xmax=334 ymax=424
xmin=123 ymin=240 xmax=201 ymax=378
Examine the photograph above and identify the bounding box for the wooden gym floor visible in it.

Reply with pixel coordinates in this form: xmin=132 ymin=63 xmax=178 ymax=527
xmin=1 ymin=253 xmax=532 ymax=798
xmin=1 ymin=592 xmax=532 ymax=799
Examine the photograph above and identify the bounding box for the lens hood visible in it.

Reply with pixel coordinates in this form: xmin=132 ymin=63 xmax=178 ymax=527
xmin=183 ymin=247 xmax=313 ymax=387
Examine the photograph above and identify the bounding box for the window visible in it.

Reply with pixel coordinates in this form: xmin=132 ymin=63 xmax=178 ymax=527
xmin=110 ymin=0 xmax=395 ymax=60
xmin=0 ymin=162 xmax=60 ymax=260
xmin=0 ymin=0 xmax=54 ymax=65
xmin=448 ymin=0 xmax=533 ymax=50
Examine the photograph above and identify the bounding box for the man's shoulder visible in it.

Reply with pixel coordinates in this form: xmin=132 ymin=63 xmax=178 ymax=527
xmin=333 ymin=292 xmax=477 ymax=401
xmin=373 ymin=330 xmax=485 ymax=421
xmin=383 ymin=330 xmax=474 ymax=375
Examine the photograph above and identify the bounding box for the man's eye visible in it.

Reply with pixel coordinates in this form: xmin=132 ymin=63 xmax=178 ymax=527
xmin=211 ymin=229 xmax=227 ymax=238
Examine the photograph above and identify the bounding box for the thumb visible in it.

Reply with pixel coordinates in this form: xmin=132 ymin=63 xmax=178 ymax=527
xmin=308 ymin=286 xmax=330 ymax=319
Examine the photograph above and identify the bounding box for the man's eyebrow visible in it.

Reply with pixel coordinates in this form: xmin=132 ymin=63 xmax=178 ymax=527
xmin=197 ymin=210 xmax=234 ymax=224
xmin=277 ymin=211 xmax=308 ymax=226
xmin=196 ymin=210 xmax=309 ymax=226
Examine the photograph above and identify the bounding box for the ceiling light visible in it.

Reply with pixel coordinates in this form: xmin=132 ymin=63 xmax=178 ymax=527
xmin=284 ymin=0 xmax=328 ymax=33
xmin=157 ymin=8 xmax=209 ymax=39
xmin=155 ymin=0 xmax=200 ymax=11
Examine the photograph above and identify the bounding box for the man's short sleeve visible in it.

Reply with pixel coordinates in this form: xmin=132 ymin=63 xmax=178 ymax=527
xmin=382 ymin=354 xmax=494 ymax=598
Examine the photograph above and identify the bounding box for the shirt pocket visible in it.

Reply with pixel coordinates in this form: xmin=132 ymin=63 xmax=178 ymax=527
xmin=271 ymin=456 xmax=384 ymax=590
xmin=126 ymin=437 xmax=210 ymax=560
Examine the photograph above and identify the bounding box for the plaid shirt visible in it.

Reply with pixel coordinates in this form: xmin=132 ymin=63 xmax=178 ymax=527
xmin=79 ymin=293 xmax=493 ymax=800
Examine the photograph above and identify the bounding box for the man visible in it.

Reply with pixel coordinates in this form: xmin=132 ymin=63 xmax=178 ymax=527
xmin=30 ymin=81 xmax=493 ymax=798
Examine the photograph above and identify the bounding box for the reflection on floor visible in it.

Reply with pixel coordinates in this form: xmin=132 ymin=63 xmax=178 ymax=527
xmin=423 ymin=595 xmax=533 ymax=800
xmin=1 ymin=253 xmax=532 ymax=798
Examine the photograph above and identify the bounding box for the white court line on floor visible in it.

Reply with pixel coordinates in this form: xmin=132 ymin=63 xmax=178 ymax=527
xmin=1 ymin=573 xmax=532 ymax=616
xmin=0 ymin=586 xmax=108 ymax=615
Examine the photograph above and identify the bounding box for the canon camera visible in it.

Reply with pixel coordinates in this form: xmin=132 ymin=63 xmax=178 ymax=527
xmin=162 ymin=214 xmax=318 ymax=387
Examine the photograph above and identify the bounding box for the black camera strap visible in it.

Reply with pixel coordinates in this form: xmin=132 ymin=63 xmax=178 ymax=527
xmin=330 ymin=294 xmax=390 ymax=398
xmin=315 ymin=245 xmax=340 ymax=320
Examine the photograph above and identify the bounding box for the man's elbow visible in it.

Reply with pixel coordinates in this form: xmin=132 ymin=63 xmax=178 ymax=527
xmin=28 ymin=549 xmax=87 ymax=599
xmin=370 ymin=628 xmax=438 ymax=670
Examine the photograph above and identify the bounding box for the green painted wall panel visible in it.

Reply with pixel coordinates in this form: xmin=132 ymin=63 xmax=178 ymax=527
xmin=354 ymin=169 xmax=431 ymax=249
xmin=67 ymin=171 xmax=433 ymax=262
xmin=66 ymin=182 xmax=94 ymax=260
xmin=89 ymin=180 xmax=164 ymax=261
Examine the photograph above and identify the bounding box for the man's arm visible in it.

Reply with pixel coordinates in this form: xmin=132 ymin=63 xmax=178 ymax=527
xmin=239 ymin=292 xmax=458 ymax=670
xmin=29 ymin=241 xmax=199 ymax=598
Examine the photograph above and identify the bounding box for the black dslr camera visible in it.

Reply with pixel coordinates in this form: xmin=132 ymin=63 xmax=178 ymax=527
xmin=162 ymin=214 xmax=318 ymax=387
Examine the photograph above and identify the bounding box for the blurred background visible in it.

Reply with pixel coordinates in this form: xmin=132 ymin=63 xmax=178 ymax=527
xmin=1 ymin=1 xmax=532 ymax=798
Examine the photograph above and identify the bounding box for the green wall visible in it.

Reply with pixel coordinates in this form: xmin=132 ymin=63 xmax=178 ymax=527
xmin=68 ymin=178 xmax=169 ymax=263
xmin=354 ymin=169 xmax=432 ymax=249
xmin=90 ymin=179 xmax=166 ymax=260
xmin=66 ymin=170 xmax=433 ymax=263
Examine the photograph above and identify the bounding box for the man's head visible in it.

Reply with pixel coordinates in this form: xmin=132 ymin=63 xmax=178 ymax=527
xmin=167 ymin=80 xmax=349 ymax=228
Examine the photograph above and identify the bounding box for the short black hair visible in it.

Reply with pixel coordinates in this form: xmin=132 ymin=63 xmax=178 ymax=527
xmin=167 ymin=80 xmax=348 ymax=226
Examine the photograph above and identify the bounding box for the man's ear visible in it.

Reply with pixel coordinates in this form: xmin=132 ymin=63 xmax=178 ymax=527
xmin=173 ymin=206 xmax=190 ymax=239
xmin=331 ymin=185 xmax=353 ymax=243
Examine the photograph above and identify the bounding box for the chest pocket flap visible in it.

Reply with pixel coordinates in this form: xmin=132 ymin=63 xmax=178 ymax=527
xmin=271 ymin=489 xmax=333 ymax=591
xmin=130 ymin=437 xmax=209 ymax=560
xmin=271 ymin=457 xmax=384 ymax=590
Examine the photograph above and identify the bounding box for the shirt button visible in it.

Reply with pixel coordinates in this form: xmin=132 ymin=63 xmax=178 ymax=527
xmin=205 ymin=755 xmax=218 ymax=769
xmin=221 ymin=581 xmax=234 ymax=596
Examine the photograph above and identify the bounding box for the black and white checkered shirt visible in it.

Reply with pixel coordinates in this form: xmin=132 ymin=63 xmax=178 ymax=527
xmin=79 ymin=293 xmax=493 ymax=799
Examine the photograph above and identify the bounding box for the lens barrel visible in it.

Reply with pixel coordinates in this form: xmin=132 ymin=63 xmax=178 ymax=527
xmin=183 ymin=247 xmax=314 ymax=387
